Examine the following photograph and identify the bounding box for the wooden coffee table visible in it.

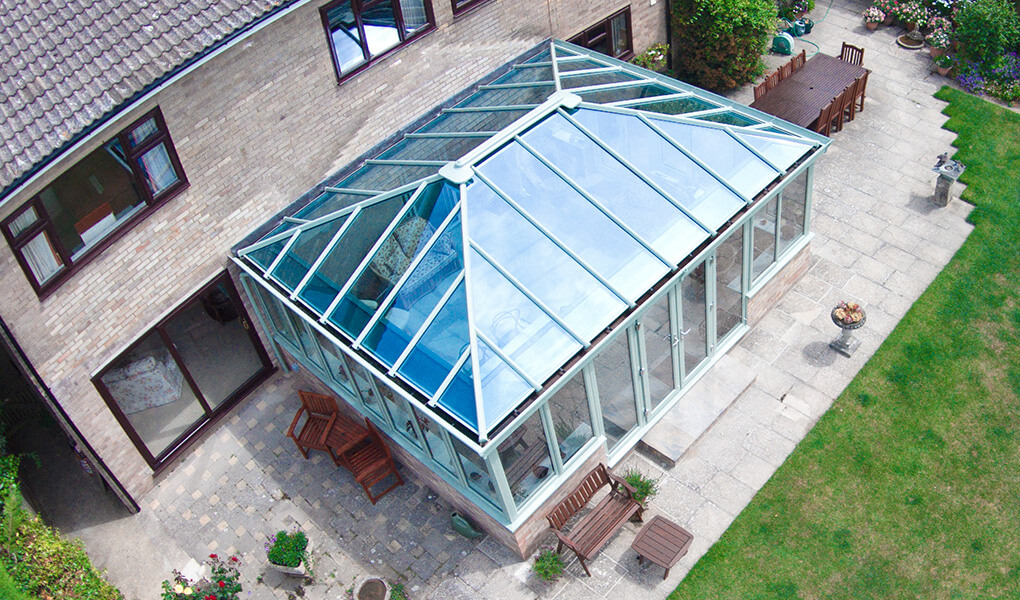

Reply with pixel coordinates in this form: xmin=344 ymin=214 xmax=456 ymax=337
xmin=631 ymin=515 xmax=694 ymax=580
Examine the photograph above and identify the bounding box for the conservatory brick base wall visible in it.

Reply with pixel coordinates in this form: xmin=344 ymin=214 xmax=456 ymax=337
xmin=747 ymin=243 xmax=812 ymax=327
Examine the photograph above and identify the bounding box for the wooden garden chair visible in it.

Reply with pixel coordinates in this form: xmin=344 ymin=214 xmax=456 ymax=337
xmin=839 ymin=42 xmax=864 ymax=66
xmin=854 ymin=70 xmax=870 ymax=114
xmin=842 ymin=77 xmax=863 ymax=122
xmin=342 ymin=418 xmax=404 ymax=504
xmin=814 ymin=101 xmax=834 ymax=136
xmin=286 ymin=391 xmax=339 ymax=459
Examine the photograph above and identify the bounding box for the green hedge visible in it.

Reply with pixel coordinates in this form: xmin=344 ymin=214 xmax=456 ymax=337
xmin=0 ymin=561 xmax=33 ymax=600
xmin=955 ymin=0 xmax=1020 ymax=66
xmin=670 ymin=0 xmax=776 ymax=91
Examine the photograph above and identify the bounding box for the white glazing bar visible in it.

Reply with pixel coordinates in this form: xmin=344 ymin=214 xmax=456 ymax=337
xmin=282 ymin=216 xmax=307 ymax=224
xmin=405 ymin=132 xmax=496 ymax=138
xmin=323 ymin=182 xmax=427 ymax=306
xmin=428 ymin=349 xmax=471 ymax=406
xmin=723 ymin=128 xmax=785 ymax=173
xmin=515 ymin=135 xmax=672 ymax=267
xmin=479 ymin=81 xmax=557 ymax=90
xmin=475 ymin=329 xmax=542 ymax=391
xmin=638 ymin=113 xmax=752 ymax=203
xmin=388 ymin=270 xmax=466 ymax=373
xmin=442 ymin=105 xmax=538 ymax=113
xmin=567 ymin=78 xmax=655 ymax=95
xmin=549 ymin=40 xmax=561 ymax=93
xmin=559 ymin=108 xmax=715 ymax=235
xmin=365 ymin=159 xmax=448 ymax=167
xmin=474 ymin=172 xmax=632 ymax=307
xmin=348 ymin=201 xmax=462 ymax=336
xmin=460 ymin=196 xmax=490 ymax=441
xmin=469 ymin=240 xmax=589 ymax=347
xmin=290 ymin=211 xmax=362 ymax=301
xmin=513 ymin=61 xmax=555 ymax=68
xmin=557 ymin=66 xmax=621 ymax=79
xmin=263 ymin=230 xmax=300 ymax=278
xmin=610 ymin=91 xmax=694 ymax=108
xmin=323 ymin=187 xmax=384 ymax=195
xmin=681 ymin=107 xmax=729 ymax=118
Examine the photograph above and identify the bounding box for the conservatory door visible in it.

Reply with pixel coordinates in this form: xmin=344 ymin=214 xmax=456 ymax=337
xmin=679 ymin=258 xmax=710 ymax=380
xmin=638 ymin=291 xmax=679 ymax=414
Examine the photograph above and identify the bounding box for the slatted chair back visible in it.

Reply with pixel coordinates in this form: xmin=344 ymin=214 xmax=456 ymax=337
xmin=288 ymin=391 xmax=340 ymax=459
xmin=814 ymin=101 xmax=834 ymax=136
xmin=753 ymin=80 xmax=769 ymax=101
xmin=343 ymin=418 xmax=403 ymax=504
xmin=855 ymin=70 xmax=870 ymax=112
xmin=779 ymin=61 xmax=793 ymax=81
xmin=792 ymin=49 xmax=806 ymax=71
xmin=765 ymin=71 xmax=780 ymax=92
xmin=842 ymin=77 xmax=863 ymax=122
xmin=830 ymin=87 xmax=850 ymax=133
xmin=546 ymin=463 xmax=612 ymax=530
xmin=840 ymin=42 xmax=864 ymax=66
xmin=300 ymin=390 xmax=339 ymax=416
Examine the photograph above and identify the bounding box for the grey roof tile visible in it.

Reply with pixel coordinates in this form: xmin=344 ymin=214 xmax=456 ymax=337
xmin=1 ymin=0 xmax=300 ymax=193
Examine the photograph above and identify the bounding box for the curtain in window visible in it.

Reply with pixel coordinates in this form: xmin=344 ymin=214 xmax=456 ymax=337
xmin=128 ymin=118 xmax=160 ymax=147
xmin=399 ymin=0 xmax=427 ymax=33
xmin=8 ymin=207 xmax=38 ymax=237
xmin=139 ymin=144 xmax=179 ymax=194
xmin=22 ymin=232 xmax=62 ymax=283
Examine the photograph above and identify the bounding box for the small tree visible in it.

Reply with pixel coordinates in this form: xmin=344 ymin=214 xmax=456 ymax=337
xmin=670 ymin=0 xmax=777 ymax=91
xmin=955 ymin=0 xmax=1020 ymax=67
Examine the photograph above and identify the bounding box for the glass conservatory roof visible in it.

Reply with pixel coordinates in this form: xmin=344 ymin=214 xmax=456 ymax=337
xmin=238 ymin=40 xmax=828 ymax=441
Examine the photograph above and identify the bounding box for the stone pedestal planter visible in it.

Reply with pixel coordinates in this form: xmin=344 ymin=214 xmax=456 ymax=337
xmin=830 ymin=306 xmax=865 ymax=357
xmin=354 ymin=577 xmax=390 ymax=600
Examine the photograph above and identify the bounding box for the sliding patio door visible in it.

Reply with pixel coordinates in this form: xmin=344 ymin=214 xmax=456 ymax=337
xmin=96 ymin=273 xmax=273 ymax=468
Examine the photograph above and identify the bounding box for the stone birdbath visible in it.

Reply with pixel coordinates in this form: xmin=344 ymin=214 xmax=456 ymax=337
xmin=830 ymin=301 xmax=865 ymax=356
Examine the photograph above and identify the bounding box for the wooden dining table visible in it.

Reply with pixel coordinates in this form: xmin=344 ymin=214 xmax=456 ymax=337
xmin=750 ymin=53 xmax=869 ymax=129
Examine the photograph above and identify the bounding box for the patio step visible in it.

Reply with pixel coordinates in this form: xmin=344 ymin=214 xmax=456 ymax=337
xmin=639 ymin=353 xmax=756 ymax=467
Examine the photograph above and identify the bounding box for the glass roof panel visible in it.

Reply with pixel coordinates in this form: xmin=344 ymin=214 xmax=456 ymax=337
xmin=269 ymin=217 xmax=349 ymax=292
xmin=295 ymin=194 xmax=406 ymax=314
xmin=733 ymin=131 xmax=815 ymax=171
xmin=556 ymin=58 xmax=606 ymax=72
xmin=574 ymin=83 xmax=675 ymax=104
xmin=330 ymin=183 xmax=460 ymax=339
xmin=560 ymin=70 xmax=643 ymax=89
xmin=245 ymin=238 xmax=287 ymax=272
xmin=466 ymin=181 xmax=625 ymax=340
xmin=457 ymin=85 xmax=552 ymax=109
xmin=696 ymin=111 xmax=761 ymax=127
xmin=571 ymin=108 xmax=745 ymax=230
xmin=340 ymin=164 xmax=435 ymax=192
xmin=524 ymin=49 xmax=552 ymax=63
xmin=435 ymin=358 xmax=476 ymax=427
xmin=295 ymin=190 xmax=373 ymax=221
xmin=415 ymin=109 xmax=531 ymax=134
xmin=521 ymin=113 xmax=707 ymax=263
xmin=378 ymin=136 xmax=487 ymax=162
xmin=362 ymin=215 xmax=463 ymax=365
xmin=476 ymin=339 xmax=533 ymax=430
xmin=467 ymin=246 xmax=582 ymax=383
xmin=477 ymin=141 xmax=666 ymax=301
xmin=397 ymin=280 xmax=470 ymax=396
xmin=648 ymin=117 xmax=779 ymax=199
xmin=626 ymin=96 xmax=717 ymax=115
xmin=493 ymin=65 xmax=554 ymax=84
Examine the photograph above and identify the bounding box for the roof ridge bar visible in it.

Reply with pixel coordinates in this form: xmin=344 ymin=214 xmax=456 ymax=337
xmin=475 ymin=330 xmax=541 ymax=391
xmin=558 ymin=108 xmax=715 ymax=235
xmin=428 ymin=349 xmax=472 ymax=406
xmin=480 ymin=81 xmax=556 ymax=90
xmin=389 ymin=271 xmax=466 ymax=375
xmin=459 ymin=194 xmax=489 ymax=442
xmin=608 ymin=91 xmax=693 ymax=107
xmin=469 ymin=239 xmax=589 ymax=347
xmin=405 ymin=132 xmax=495 ymax=138
xmin=348 ymin=200 xmax=462 ymax=337
xmin=514 ymin=134 xmax=671 ymax=267
xmin=558 ymin=66 xmax=623 ymax=78
xmin=550 ymin=39 xmax=561 ymax=93
xmin=365 ymin=159 xmax=448 ymax=167
xmin=637 ymin=113 xmax=752 ymax=203
xmin=475 ymin=172 xmax=633 ymax=307
xmin=317 ymin=182 xmax=428 ymax=308
xmin=443 ymin=105 xmax=538 ymax=113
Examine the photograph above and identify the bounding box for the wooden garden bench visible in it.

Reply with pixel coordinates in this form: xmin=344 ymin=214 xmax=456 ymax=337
xmin=545 ymin=463 xmax=642 ymax=576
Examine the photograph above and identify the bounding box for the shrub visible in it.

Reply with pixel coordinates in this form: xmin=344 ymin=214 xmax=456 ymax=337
xmin=266 ymin=530 xmax=308 ymax=567
xmin=161 ymin=554 xmax=242 ymax=600
xmin=623 ymin=469 xmax=660 ymax=506
xmin=955 ymin=0 xmax=1020 ymax=66
xmin=0 ymin=561 xmax=32 ymax=600
xmin=632 ymin=43 xmax=670 ymax=72
xmin=532 ymin=548 xmax=564 ymax=581
xmin=670 ymin=0 xmax=776 ymax=91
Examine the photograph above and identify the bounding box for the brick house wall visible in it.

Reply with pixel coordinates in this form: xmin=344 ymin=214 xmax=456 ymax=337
xmin=0 ymin=0 xmax=668 ymax=502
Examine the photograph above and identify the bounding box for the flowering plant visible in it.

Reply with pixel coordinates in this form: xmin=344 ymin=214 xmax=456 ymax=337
xmin=833 ymin=301 xmax=864 ymax=325
xmin=266 ymin=530 xmax=308 ymax=568
xmin=863 ymin=6 xmax=886 ymax=23
xmin=874 ymin=0 xmax=899 ymax=17
xmin=927 ymin=14 xmax=952 ymax=31
xmin=926 ymin=28 xmax=952 ymax=48
xmin=933 ymin=53 xmax=955 ymax=68
xmin=896 ymin=1 xmax=929 ymax=25
xmin=161 ymin=555 xmax=242 ymax=600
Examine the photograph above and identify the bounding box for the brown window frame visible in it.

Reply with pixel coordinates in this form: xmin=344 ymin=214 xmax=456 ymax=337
xmin=1 ymin=108 xmax=188 ymax=298
xmin=451 ymin=0 xmax=493 ymax=16
xmin=567 ymin=7 xmax=634 ymax=61
xmin=320 ymin=0 xmax=436 ymax=84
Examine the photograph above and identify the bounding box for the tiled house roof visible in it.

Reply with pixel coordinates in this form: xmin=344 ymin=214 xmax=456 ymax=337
xmin=0 ymin=0 xmax=298 ymax=197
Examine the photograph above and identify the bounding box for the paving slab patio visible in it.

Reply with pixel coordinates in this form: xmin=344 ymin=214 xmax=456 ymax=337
xmin=65 ymin=2 xmax=979 ymax=599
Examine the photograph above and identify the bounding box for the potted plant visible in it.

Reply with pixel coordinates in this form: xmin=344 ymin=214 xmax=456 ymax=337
xmin=623 ymin=468 xmax=660 ymax=509
xmin=532 ymin=547 xmax=565 ymax=582
xmin=933 ymin=53 xmax=954 ymax=76
xmin=161 ymin=555 xmax=242 ymax=600
xmin=266 ymin=530 xmax=309 ymax=577
xmin=926 ymin=28 xmax=951 ymax=57
xmin=863 ymin=6 xmax=886 ymax=30
xmin=631 ymin=43 xmax=669 ymax=73
xmin=896 ymin=1 xmax=929 ymax=32
xmin=874 ymin=0 xmax=898 ymax=24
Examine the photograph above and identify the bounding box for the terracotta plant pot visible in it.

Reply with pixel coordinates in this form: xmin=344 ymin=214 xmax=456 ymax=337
xmin=883 ymin=15 xmax=895 ymax=25
xmin=866 ymin=21 xmax=879 ymax=31
xmin=929 ymin=46 xmax=945 ymax=58
xmin=937 ymin=66 xmax=951 ymax=76
xmin=905 ymin=22 xmax=917 ymax=32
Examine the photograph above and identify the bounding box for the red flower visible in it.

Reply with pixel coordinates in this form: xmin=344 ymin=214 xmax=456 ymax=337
xmin=205 ymin=596 xmax=216 ymax=600
xmin=218 ymin=580 xmax=226 ymax=588
xmin=229 ymin=556 xmax=239 ymax=562
xmin=209 ymin=553 xmax=218 ymax=560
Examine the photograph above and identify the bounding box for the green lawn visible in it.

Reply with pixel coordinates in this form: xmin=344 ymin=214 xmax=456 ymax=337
xmin=669 ymin=87 xmax=1020 ymax=599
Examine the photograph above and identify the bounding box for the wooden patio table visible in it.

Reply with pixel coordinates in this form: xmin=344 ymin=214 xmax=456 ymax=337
xmin=631 ymin=515 xmax=694 ymax=580
xmin=750 ymin=54 xmax=868 ymax=129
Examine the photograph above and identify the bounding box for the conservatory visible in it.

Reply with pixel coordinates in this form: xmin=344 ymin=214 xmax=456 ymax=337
xmin=232 ymin=40 xmax=829 ymax=554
